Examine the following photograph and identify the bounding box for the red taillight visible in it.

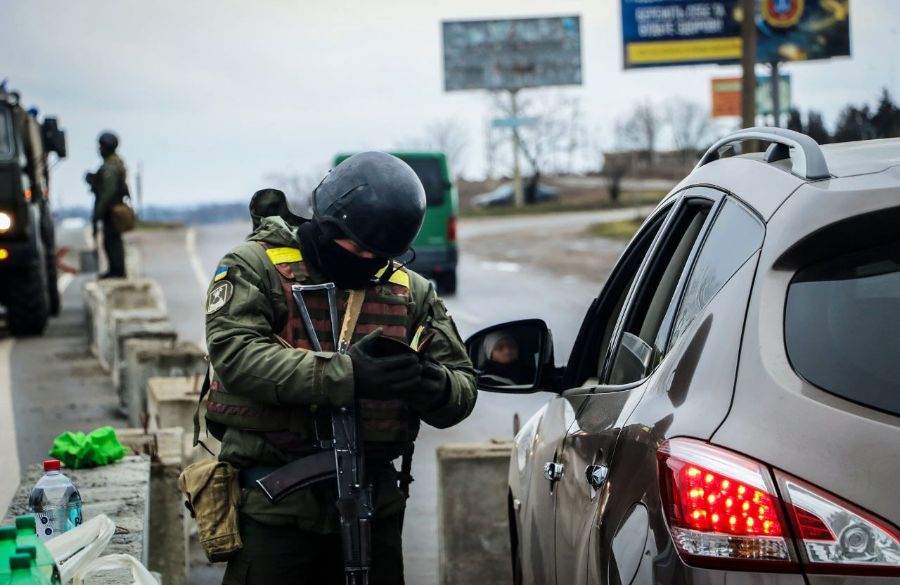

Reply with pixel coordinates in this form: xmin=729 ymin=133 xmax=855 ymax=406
xmin=658 ymin=439 xmax=796 ymax=570
xmin=659 ymin=438 xmax=900 ymax=576
xmin=446 ymin=216 xmax=457 ymax=242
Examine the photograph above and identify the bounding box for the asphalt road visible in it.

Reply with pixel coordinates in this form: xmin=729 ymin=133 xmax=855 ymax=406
xmin=1 ymin=209 xmax=633 ymax=583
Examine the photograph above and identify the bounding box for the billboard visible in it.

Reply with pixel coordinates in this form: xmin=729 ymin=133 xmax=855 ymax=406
xmin=711 ymin=75 xmax=792 ymax=117
xmin=442 ymin=16 xmax=582 ymax=91
xmin=621 ymin=0 xmax=850 ymax=69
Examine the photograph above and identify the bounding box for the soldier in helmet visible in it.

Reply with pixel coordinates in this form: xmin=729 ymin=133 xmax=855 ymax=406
xmin=85 ymin=131 xmax=128 ymax=278
xmin=204 ymin=152 xmax=477 ymax=584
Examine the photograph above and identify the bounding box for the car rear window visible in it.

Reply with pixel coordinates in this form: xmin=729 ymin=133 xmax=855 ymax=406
xmin=785 ymin=242 xmax=900 ymax=416
xmin=399 ymin=157 xmax=446 ymax=207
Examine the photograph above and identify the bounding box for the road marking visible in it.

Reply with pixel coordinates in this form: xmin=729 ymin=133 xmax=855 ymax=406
xmin=0 ymin=338 xmax=21 ymax=513
xmin=185 ymin=227 xmax=211 ymax=350
xmin=57 ymin=273 xmax=74 ymax=295
xmin=185 ymin=227 xmax=209 ymax=297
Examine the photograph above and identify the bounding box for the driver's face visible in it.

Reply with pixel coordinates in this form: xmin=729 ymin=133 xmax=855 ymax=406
xmin=491 ymin=338 xmax=518 ymax=364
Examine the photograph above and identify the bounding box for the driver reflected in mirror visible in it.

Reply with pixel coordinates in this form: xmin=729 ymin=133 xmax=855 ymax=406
xmin=480 ymin=331 xmax=536 ymax=386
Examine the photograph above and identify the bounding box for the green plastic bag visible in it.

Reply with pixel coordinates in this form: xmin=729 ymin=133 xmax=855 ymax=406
xmin=48 ymin=427 xmax=128 ymax=469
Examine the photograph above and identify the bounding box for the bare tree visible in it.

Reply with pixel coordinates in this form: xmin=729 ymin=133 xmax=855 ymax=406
xmin=667 ymin=98 xmax=712 ymax=163
xmin=620 ymin=100 xmax=662 ymax=164
xmin=263 ymin=167 xmax=328 ymax=217
xmin=398 ymin=118 xmax=469 ymax=177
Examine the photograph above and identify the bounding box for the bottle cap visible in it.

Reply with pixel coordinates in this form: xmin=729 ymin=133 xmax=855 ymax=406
xmin=9 ymin=553 xmax=31 ymax=569
xmin=43 ymin=459 xmax=61 ymax=472
xmin=14 ymin=546 xmax=36 ymax=559
xmin=0 ymin=526 xmax=16 ymax=540
xmin=14 ymin=516 xmax=35 ymax=530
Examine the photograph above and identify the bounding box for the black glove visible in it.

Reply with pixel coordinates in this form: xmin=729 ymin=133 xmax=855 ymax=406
xmin=404 ymin=357 xmax=450 ymax=413
xmin=348 ymin=328 xmax=422 ymax=400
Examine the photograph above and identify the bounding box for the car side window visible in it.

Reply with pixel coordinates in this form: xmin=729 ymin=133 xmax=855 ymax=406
xmin=606 ymin=199 xmax=713 ymax=385
xmin=563 ymin=205 xmax=672 ymax=389
xmin=669 ymin=199 xmax=764 ymax=347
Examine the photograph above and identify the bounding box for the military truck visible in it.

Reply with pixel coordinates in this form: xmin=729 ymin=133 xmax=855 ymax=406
xmin=0 ymin=85 xmax=67 ymax=335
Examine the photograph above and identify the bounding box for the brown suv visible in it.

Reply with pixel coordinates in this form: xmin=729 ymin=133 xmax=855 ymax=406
xmin=466 ymin=128 xmax=900 ymax=584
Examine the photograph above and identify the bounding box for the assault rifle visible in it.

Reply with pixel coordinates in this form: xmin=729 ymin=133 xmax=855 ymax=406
xmin=256 ymin=283 xmax=373 ymax=585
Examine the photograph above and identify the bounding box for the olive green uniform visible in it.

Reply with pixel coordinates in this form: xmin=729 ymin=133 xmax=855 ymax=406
xmin=92 ymin=153 xmax=127 ymax=277
xmin=204 ymin=217 xmax=477 ymax=584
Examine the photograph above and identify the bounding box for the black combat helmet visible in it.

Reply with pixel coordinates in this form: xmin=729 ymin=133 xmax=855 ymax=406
xmin=309 ymin=152 xmax=426 ymax=258
xmin=98 ymin=131 xmax=119 ymax=151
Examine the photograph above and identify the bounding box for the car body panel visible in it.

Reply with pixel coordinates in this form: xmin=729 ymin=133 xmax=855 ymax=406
xmin=670 ymin=157 xmax=805 ymax=221
xmin=713 ymin=168 xmax=900 ymax=529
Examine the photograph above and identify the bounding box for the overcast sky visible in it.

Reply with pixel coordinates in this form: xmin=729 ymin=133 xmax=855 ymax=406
xmin=2 ymin=1 xmax=897 ymax=208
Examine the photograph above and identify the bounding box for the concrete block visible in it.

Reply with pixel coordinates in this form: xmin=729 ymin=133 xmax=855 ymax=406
xmin=3 ymin=456 xmax=151 ymax=585
xmin=122 ymin=340 xmax=207 ymax=428
xmin=147 ymin=376 xmax=219 ymax=463
xmin=87 ymin=279 xmax=168 ymax=372
xmin=117 ymin=429 xmax=188 ymax=585
xmin=83 ymin=281 xmax=104 ymax=356
xmin=437 ymin=442 xmax=513 ymax=585
xmin=111 ymin=319 xmax=178 ymax=400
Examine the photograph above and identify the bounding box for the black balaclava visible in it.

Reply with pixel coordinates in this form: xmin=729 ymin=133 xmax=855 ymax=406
xmin=298 ymin=220 xmax=387 ymax=290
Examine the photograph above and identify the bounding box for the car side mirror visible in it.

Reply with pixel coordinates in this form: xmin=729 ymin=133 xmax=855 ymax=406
xmin=41 ymin=118 xmax=67 ymax=159
xmin=465 ymin=318 xmax=554 ymax=393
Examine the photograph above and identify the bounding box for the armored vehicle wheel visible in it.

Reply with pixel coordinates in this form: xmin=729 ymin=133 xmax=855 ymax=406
xmin=46 ymin=253 xmax=60 ymax=316
xmin=6 ymin=260 xmax=50 ymax=336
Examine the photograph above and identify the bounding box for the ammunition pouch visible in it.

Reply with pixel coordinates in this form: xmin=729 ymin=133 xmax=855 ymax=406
xmin=178 ymin=459 xmax=243 ymax=562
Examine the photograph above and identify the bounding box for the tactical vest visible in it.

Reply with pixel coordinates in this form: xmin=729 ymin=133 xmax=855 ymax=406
xmin=205 ymin=243 xmax=421 ymax=461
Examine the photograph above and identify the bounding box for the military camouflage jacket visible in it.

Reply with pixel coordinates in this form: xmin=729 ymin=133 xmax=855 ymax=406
xmin=93 ymin=153 xmax=127 ymax=219
xmin=204 ymin=217 xmax=477 ymax=531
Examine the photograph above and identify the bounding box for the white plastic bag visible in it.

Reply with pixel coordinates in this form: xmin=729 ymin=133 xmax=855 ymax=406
xmin=44 ymin=514 xmax=158 ymax=585
xmin=73 ymin=554 xmax=158 ymax=585
xmin=45 ymin=515 xmax=115 ymax=583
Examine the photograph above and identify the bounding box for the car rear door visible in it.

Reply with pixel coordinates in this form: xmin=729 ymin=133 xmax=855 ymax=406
xmin=553 ymin=189 xmax=726 ymax=585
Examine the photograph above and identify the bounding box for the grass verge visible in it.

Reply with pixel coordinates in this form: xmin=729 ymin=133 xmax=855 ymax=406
xmin=460 ymin=190 xmax=666 ymax=219
xmin=583 ymin=216 xmax=647 ymax=240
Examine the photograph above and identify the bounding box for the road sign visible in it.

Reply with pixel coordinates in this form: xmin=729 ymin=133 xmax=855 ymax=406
xmin=621 ymin=0 xmax=850 ymax=70
xmin=711 ymin=74 xmax=792 ymax=118
xmin=491 ymin=116 xmax=540 ymax=129
xmin=442 ymin=16 xmax=583 ymax=91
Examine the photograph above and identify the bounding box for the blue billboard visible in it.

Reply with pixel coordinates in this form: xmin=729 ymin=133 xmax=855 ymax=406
xmin=621 ymin=0 xmax=851 ymax=69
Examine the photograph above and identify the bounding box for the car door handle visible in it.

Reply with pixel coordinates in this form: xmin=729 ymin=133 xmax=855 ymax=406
xmin=543 ymin=462 xmax=564 ymax=482
xmin=585 ymin=464 xmax=609 ymax=490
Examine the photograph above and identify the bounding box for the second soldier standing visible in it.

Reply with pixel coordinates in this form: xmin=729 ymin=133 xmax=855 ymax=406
xmin=85 ymin=131 xmax=128 ymax=278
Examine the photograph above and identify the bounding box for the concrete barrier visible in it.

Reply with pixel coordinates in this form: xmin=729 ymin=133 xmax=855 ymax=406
xmin=112 ymin=318 xmax=177 ymax=395
xmin=83 ymin=279 xmax=168 ymax=372
xmin=437 ymin=442 xmax=513 ymax=585
xmin=3 ymin=456 xmax=152 ymax=585
xmin=118 ymin=428 xmax=188 ymax=585
xmin=147 ymin=376 xmax=219 ymax=463
xmin=122 ymin=340 xmax=207 ymax=428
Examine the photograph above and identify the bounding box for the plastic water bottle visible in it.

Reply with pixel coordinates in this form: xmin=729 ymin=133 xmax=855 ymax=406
xmin=27 ymin=460 xmax=82 ymax=541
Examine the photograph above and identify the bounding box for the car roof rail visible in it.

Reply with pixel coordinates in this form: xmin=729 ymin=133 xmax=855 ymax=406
xmin=696 ymin=126 xmax=831 ymax=180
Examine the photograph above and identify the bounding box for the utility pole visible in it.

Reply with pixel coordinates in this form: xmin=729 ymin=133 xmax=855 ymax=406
xmin=136 ymin=160 xmax=143 ymax=216
xmin=769 ymin=61 xmax=781 ymax=127
xmin=740 ymin=0 xmax=757 ymax=129
xmin=510 ymin=89 xmax=524 ymax=207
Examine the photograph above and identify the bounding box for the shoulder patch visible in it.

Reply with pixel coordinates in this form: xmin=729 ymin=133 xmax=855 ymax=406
xmin=206 ymin=281 xmax=234 ymax=314
xmin=213 ymin=265 xmax=229 ymax=282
